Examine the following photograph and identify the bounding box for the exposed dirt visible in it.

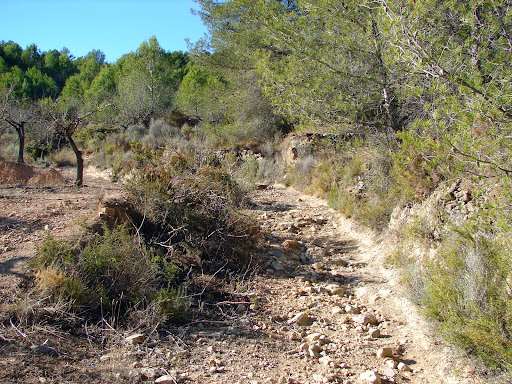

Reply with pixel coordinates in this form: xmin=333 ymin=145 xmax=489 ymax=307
xmin=0 ymin=166 xmax=503 ymax=383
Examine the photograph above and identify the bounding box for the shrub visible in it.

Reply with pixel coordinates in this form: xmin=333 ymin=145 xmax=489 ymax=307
xmin=390 ymin=177 xmax=512 ymax=369
xmin=51 ymin=147 xmax=76 ymax=166
xmin=422 ymin=228 xmax=512 ymax=368
xmin=25 ymin=140 xmax=51 ymax=162
xmin=125 ymin=150 xmax=255 ymax=274
xmin=31 ymin=226 xmax=180 ymax=318
xmin=141 ymin=118 xmax=182 ymax=149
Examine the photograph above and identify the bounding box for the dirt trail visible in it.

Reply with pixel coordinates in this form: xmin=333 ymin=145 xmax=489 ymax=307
xmin=199 ymin=183 xmax=490 ymax=384
xmin=0 ymin=176 xmax=498 ymax=383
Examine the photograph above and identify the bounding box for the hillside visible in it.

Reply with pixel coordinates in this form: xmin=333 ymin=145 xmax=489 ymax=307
xmin=0 ymin=161 xmax=502 ymax=383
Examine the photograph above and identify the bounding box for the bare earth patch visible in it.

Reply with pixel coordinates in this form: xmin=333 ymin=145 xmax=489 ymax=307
xmin=0 ymin=171 xmax=503 ymax=383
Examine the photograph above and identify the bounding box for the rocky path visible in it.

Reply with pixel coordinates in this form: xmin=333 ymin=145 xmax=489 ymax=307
xmin=129 ymin=184 xmax=491 ymax=384
xmin=1 ymin=177 xmax=497 ymax=383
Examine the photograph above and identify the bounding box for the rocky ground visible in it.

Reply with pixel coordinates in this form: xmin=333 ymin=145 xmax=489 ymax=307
xmin=0 ymin=166 xmax=502 ymax=383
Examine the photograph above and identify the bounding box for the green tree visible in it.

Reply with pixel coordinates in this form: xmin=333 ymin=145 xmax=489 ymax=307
xmin=175 ymin=63 xmax=227 ymax=122
xmin=43 ymin=49 xmax=78 ymax=91
xmin=384 ymin=0 xmax=512 ymax=177
xmin=115 ymin=37 xmax=188 ymax=128
xmin=1 ymin=41 xmax=23 ymax=68
xmin=193 ymin=0 xmax=405 ymax=139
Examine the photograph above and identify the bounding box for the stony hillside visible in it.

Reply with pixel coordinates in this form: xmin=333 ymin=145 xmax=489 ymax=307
xmin=0 ymin=165 xmax=499 ymax=383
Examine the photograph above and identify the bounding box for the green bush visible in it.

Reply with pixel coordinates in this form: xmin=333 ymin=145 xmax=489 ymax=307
xmin=422 ymin=227 xmax=512 ymax=368
xmin=389 ymin=177 xmax=512 ymax=369
xmin=32 ymin=226 xmax=180 ymax=317
xmin=51 ymin=147 xmax=76 ymax=166
xmin=25 ymin=140 xmax=51 ymax=162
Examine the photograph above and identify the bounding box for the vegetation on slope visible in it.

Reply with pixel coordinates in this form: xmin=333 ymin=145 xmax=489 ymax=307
xmin=2 ymin=0 xmax=512 ymax=370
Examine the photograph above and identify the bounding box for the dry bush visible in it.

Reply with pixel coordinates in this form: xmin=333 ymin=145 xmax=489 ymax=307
xmin=51 ymin=147 xmax=76 ymax=166
xmin=125 ymin=150 xmax=258 ymax=275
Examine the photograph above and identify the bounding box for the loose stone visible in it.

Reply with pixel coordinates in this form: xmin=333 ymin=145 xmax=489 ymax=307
xmin=377 ymin=347 xmax=394 ymax=358
xmin=398 ymin=362 xmax=412 ymax=372
xmin=287 ymin=311 xmax=314 ymax=326
xmin=359 ymin=370 xmax=382 ymax=384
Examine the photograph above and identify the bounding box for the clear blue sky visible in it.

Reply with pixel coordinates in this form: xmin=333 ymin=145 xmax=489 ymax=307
xmin=0 ymin=0 xmax=207 ymax=62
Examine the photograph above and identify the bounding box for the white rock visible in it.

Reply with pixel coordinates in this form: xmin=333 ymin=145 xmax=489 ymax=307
xmin=384 ymin=368 xmax=396 ymax=378
xmin=344 ymin=305 xmax=360 ymax=314
xmin=319 ymin=356 xmax=332 ymax=366
xmin=326 ymin=284 xmax=346 ymax=296
xmin=312 ymin=373 xmax=328 ymax=383
xmin=304 ymin=333 xmax=322 ymax=343
xmin=397 ymin=362 xmax=412 ymax=372
xmin=359 ymin=370 xmax=382 ymax=384
xmin=332 ymin=306 xmax=343 ymax=315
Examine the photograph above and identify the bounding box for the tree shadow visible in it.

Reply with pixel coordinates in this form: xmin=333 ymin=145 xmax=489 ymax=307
xmin=0 ymin=215 xmax=47 ymax=235
xmin=0 ymin=256 xmax=30 ymax=278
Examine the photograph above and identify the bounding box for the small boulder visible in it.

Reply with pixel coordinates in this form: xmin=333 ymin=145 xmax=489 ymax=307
xmin=356 ymin=313 xmax=377 ymax=326
xmin=369 ymin=328 xmax=381 ymax=339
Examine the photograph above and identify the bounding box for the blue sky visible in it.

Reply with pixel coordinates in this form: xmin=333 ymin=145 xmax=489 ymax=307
xmin=0 ymin=0 xmax=208 ymax=62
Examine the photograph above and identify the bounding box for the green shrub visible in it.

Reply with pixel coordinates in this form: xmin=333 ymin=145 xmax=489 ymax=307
xmin=25 ymin=140 xmax=51 ymax=162
xmin=391 ymin=178 xmax=512 ymax=369
xmin=422 ymin=228 xmax=512 ymax=368
xmin=32 ymin=225 xmax=180 ymax=317
xmin=283 ymin=132 xmax=396 ymax=230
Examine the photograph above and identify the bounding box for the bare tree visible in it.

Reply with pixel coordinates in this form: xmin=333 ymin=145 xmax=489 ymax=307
xmin=41 ymin=97 xmax=105 ymax=187
xmin=0 ymin=83 xmax=36 ymax=164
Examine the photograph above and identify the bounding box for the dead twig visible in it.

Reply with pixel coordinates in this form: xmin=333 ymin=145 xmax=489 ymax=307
xmin=9 ymin=318 xmax=27 ymax=339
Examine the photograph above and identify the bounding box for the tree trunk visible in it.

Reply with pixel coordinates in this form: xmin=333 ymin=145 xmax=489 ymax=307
xmin=64 ymin=128 xmax=84 ymax=187
xmin=15 ymin=122 xmax=25 ymax=164
xmin=370 ymin=12 xmax=400 ymax=133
